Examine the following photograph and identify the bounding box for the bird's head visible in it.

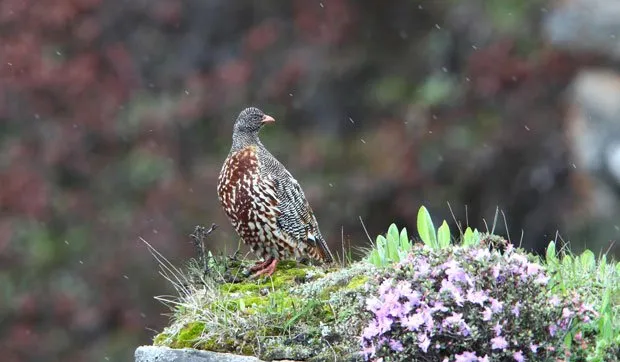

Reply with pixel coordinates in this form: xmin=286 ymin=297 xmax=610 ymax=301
xmin=233 ymin=107 xmax=275 ymax=135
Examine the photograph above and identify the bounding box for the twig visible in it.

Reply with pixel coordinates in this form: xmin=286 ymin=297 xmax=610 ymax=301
xmin=359 ymin=216 xmax=373 ymax=244
xmin=189 ymin=224 xmax=218 ymax=275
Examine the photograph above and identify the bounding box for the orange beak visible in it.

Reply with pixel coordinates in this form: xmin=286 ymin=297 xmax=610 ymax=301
xmin=261 ymin=114 xmax=275 ymax=124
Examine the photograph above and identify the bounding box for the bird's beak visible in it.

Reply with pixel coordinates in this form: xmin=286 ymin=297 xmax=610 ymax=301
xmin=261 ymin=114 xmax=275 ymax=124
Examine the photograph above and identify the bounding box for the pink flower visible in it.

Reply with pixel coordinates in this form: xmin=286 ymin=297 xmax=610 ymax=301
xmin=418 ymin=333 xmax=431 ymax=353
xmin=491 ymin=336 xmax=508 ymax=350
xmin=375 ymin=315 xmax=392 ymax=334
xmin=402 ymin=312 xmax=424 ymax=331
xmin=479 ymin=355 xmax=490 ymax=362
xmin=482 ymin=307 xmax=493 ymax=321
xmin=526 ymin=262 xmax=542 ymax=275
xmin=492 ymin=323 xmax=502 ymax=336
xmin=512 ymin=302 xmax=521 ymax=317
xmin=562 ymin=307 xmax=573 ymax=319
xmin=549 ymin=323 xmax=558 ymax=336
xmin=534 ymin=274 xmax=550 ymax=284
xmin=472 ymin=248 xmax=490 ymax=260
xmin=513 ymin=350 xmax=525 ymax=362
xmin=440 ymin=279 xmax=464 ymax=306
xmin=378 ymin=279 xmax=393 ymax=295
xmin=491 ymin=264 xmax=501 ymax=279
xmin=549 ymin=295 xmax=560 ymax=306
xmin=444 ymin=260 xmax=472 ymax=285
xmin=489 ymin=298 xmax=503 ymax=313
xmin=366 ymin=296 xmax=382 ymax=312
xmin=444 ymin=312 xmax=464 ymax=326
xmin=415 ymin=259 xmax=431 ymax=276
xmin=529 ymin=343 xmax=539 ymax=353
xmin=455 ymin=351 xmax=478 ymax=362
xmin=361 ymin=343 xmax=376 ymax=359
xmin=388 ymin=339 xmax=403 ymax=352
xmin=466 ymin=289 xmax=488 ymax=306
xmin=362 ymin=322 xmax=381 ymax=339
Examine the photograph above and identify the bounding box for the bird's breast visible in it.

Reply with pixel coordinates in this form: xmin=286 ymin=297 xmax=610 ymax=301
xmin=218 ymin=146 xmax=260 ymax=217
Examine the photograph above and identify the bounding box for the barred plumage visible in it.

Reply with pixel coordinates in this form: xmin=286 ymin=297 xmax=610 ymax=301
xmin=217 ymin=107 xmax=333 ymax=277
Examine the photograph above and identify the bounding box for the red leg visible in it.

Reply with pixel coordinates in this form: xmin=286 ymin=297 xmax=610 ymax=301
xmin=251 ymin=258 xmax=278 ymax=278
xmin=249 ymin=257 xmax=274 ymax=272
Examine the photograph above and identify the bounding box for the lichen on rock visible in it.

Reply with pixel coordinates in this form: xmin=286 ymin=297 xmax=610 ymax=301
xmin=152 ymin=254 xmax=376 ymax=361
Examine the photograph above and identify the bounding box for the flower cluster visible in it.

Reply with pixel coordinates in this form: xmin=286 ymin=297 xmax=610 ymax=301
xmin=360 ymin=244 xmax=596 ymax=361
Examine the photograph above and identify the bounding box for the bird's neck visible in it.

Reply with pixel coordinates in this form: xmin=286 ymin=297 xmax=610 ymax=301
xmin=231 ymin=131 xmax=263 ymax=153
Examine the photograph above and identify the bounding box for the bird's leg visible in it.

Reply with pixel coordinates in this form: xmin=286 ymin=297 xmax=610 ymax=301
xmin=251 ymin=258 xmax=279 ymax=278
xmin=249 ymin=257 xmax=274 ymax=272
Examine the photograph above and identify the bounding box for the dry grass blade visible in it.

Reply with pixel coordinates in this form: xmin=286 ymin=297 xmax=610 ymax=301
xmin=140 ymin=237 xmax=191 ymax=297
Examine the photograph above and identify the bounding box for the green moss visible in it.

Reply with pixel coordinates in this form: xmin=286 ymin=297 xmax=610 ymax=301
xmin=219 ymin=260 xmax=311 ymax=294
xmin=152 ymin=332 xmax=170 ymax=346
xmin=345 ymin=275 xmax=369 ymax=290
xmin=170 ymin=322 xmax=206 ymax=348
xmin=152 ymin=256 xmax=368 ymax=360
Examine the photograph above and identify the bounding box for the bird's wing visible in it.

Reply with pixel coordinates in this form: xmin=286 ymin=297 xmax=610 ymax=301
xmin=269 ymin=173 xmax=333 ymax=262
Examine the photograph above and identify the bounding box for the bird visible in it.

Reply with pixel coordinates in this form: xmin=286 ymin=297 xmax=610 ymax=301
xmin=217 ymin=107 xmax=334 ymax=277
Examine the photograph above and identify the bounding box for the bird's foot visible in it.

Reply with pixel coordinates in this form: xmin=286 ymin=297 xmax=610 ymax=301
xmin=249 ymin=258 xmax=279 ymax=279
xmin=249 ymin=257 xmax=274 ymax=272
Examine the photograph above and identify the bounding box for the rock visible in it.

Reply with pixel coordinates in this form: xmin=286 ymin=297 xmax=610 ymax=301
xmin=544 ymin=0 xmax=620 ymax=59
xmin=134 ymin=346 xmax=264 ymax=362
xmin=567 ymin=69 xmax=620 ymax=189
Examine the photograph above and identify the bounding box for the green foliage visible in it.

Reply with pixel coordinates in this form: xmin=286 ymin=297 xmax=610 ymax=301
xmin=463 ymin=227 xmax=481 ymax=247
xmin=544 ymin=241 xmax=620 ymax=361
xmin=367 ymin=223 xmax=411 ymax=267
xmin=368 ymin=206 xmax=484 ymax=267
xmin=417 ymin=206 xmax=455 ymax=250
xmin=417 ymin=206 xmax=438 ymax=249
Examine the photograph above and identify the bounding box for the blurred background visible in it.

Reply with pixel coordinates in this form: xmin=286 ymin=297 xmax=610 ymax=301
xmin=2 ymin=0 xmax=620 ymax=360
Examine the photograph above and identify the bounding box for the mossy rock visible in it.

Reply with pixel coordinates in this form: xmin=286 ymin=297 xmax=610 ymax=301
xmin=152 ymin=257 xmax=374 ymax=361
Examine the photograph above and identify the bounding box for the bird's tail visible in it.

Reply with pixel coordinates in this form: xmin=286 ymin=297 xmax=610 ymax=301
xmin=314 ymin=234 xmax=334 ymax=263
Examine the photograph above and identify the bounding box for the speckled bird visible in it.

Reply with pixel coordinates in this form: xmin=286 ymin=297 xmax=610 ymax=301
xmin=217 ymin=107 xmax=334 ymax=277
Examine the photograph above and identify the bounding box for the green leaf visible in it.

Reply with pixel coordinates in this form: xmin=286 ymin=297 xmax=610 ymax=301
xmin=388 ymin=224 xmax=400 ymax=245
xmin=417 ymin=206 xmax=437 ymax=249
xmin=563 ymin=331 xmax=573 ymax=348
xmin=400 ymin=228 xmax=411 ymax=252
xmin=437 ymin=220 xmax=451 ymax=249
xmin=580 ymin=250 xmax=595 ymax=271
xmin=546 ymin=241 xmax=557 ymax=265
xmin=376 ymin=235 xmax=387 ymax=248
xmin=472 ymin=229 xmax=480 ymax=246
xmin=386 ymin=235 xmax=399 ymax=263
xmin=463 ymin=227 xmax=473 ymax=246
